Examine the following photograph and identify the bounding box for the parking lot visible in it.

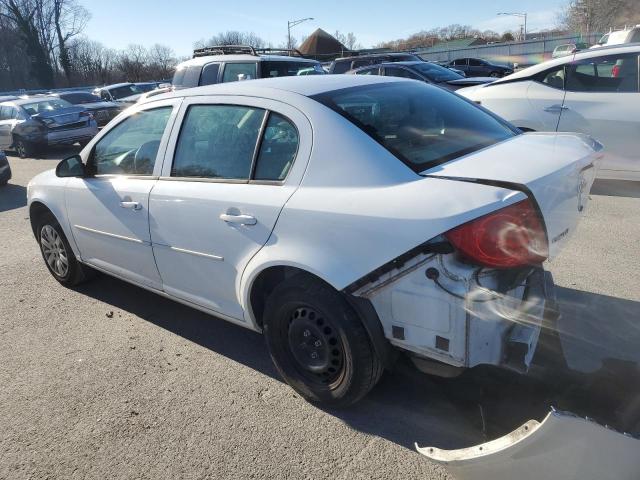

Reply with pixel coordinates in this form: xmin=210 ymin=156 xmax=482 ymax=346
xmin=1 ymin=150 xmax=639 ymax=479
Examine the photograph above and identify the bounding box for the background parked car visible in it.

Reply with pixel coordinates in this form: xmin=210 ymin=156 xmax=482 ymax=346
xmin=349 ymin=61 xmax=496 ymax=91
xmin=173 ymin=45 xmax=324 ymax=89
xmin=429 ymin=60 xmax=466 ymax=76
xmin=0 ymin=97 xmax=97 ymax=158
xmin=457 ymin=44 xmax=640 ymax=181
xmin=134 ymin=82 xmax=161 ymax=93
xmin=329 ymin=52 xmax=422 ymax=74
xmin=552 ymin=42 xmax=589 ymax=58
xmin=449 ymin=57 xmax=514 ymax=77
xmin=0 ymin=150 xmax=10 ymax=185
xmin=49 ymin=91 xmax=121 ymax=127
xmin=92 ymin=83 xmax=143 ymax=106
xmin=593 ymin=25 xmax=640 ymax=48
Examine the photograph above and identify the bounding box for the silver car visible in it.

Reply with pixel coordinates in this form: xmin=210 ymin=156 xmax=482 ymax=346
xmin=0 ymin=97 xmax=98 ymax=158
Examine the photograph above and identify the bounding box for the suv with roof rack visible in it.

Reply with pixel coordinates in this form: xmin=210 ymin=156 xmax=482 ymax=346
xmin=172 ymin=45 xmax=324 ymax=89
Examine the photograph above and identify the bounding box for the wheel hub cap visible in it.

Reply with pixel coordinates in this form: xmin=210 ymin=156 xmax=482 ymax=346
xmin=40 ymin=225 xmax=69 ymax=277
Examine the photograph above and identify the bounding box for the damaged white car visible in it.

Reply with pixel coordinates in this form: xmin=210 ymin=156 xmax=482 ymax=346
xmin=27 ymin=75 xmax=636 ymax=474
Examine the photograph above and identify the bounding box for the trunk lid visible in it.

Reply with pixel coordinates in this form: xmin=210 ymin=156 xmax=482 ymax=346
xmin=422 ymin=132 xmax=602 ymax=258
xmin=33 ymin=106 xmax=86 ymax=126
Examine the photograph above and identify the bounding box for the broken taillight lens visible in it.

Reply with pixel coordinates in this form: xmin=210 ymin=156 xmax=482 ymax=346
xmin=445 ymin=199 xmax=548 ymax=268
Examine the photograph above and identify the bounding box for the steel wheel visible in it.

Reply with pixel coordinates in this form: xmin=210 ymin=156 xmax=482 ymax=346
xmin=40 ymin=224 xmax=69 ymax=278
xmin=287 ymin=306 xmax=345 ymax=386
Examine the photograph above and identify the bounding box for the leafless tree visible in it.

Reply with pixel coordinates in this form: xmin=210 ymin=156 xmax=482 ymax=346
xmin=53 ymin=0 xmax=89 ymax=84
xmin=195 ymin=30 xmax=266 ymax=49
xmin=333 ymin=31 xmax=361 ymax=51
xmin=116 ymin=44 xmax=148 ymax=82
xmin=560 ymin=0 xmax=640 ymax=35
xmin=147 ymin=43 xmax=177 ymax=80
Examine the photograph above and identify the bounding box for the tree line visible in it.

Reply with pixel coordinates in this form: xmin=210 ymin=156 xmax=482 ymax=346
xmin=0 ymin=0 xmax=180 ymax=91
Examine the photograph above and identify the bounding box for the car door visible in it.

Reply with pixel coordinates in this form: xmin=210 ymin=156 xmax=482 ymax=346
xmin=558 ymin=52 xmax=640 ymax=179
xmin=468 ymin=59 xmax=486 ymax=77
xmin=65 ymin=98 xmax=181 ymax=289
xmin=0 ymin=106 xmax=14 ymax=149
xmin=453 ymin=58 xmax=468 ymax=75
xmin=149 ymin=96 xmax=312 ymax=321
xmin=525 ymin=64 xmax=568 ymax=131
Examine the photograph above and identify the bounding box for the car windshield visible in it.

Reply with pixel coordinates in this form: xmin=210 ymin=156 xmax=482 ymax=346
xmin=109 ymin=85 xmax=141 ymax=99
xmin=312 ymin=82 xmax=515 ymax=173
xmin=21 ymin=98 xmax=72 ymax=114
xmin=413 ymin=62 xmax=464 ymax=82
xmin=261 ymin=61 xmax=325 ymax=77
xmin=60 ymin=92 xmax=101 ymax=104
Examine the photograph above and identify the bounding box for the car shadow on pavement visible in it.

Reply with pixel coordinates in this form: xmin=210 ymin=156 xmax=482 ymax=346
xmin=0 ymin=183 xmax=27 ymax=212
xmin=75 ymin=275 xmax=640 ymax=452
xmin=591 ymin=179 xmax=640 ymax=198
xmin=5 ymin=145 xmax=80 ymax=162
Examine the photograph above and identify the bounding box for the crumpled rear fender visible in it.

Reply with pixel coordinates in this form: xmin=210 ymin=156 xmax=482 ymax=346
xmin=418 ymin=409 xmax=640 ymax=480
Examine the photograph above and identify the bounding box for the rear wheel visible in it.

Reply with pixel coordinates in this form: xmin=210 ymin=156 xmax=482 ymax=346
xmin=263 ymin=274 xmax=383 ymax=407
xmin=13 ymin=137 xmax=33 ymax=158
xmin=36 ymin=212 xmax=92 ymax=287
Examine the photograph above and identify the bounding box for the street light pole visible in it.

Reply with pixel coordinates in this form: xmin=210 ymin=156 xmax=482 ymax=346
xmin=287 ymin=17 xmax=314 ymax=50
xmin=497 ymin=12 xmax=527 ymax=41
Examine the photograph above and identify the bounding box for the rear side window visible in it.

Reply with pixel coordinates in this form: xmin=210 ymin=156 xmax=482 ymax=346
xmin=200 ymin=63 xmax=220 ymax=86
xmin=222 ymin=63 xmax=257 ymax=83
xmin=261 ymin=61 xmax=324 ymax=77
xmin=312 ymin=82 xmax=515 ymax=173
xmin=331 ymin=61 xmax=351 ymax=74
xmin=535 ymin=66 xmax=566 ymax=90
xmin=172 ymin=105 xmax=264 ymax=179
xmin=566 ymin=53 xmax=639 ymax=92
xmin=254 ymin=113 xmax=298 ymax=181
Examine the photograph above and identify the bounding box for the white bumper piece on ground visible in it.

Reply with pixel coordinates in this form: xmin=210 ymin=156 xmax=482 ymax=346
xmin=418 ymin=409 xmax=640 ymax=480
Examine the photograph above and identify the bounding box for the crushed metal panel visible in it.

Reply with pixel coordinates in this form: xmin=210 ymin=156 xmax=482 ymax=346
xmin=417 ymin=410 xmax=640 ymax=480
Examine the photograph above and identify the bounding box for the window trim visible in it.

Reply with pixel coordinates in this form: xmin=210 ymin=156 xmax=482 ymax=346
xmin=166 ymin=103 xmax=300 ymax=185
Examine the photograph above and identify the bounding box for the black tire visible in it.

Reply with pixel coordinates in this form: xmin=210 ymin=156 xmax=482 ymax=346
xmin=13 ymin=136 xmax=33 ymax=159
xmin=490 ymin=71 xmax=501 ymax=78
xmin=36 ymin=212 xmax=92 ymax=287
xmin=263 ymin=274 xmax=383 ymax=407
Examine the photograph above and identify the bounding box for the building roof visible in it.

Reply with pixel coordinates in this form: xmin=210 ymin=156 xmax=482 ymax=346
xmin=298 ymin=29 xmax=348 ymax=57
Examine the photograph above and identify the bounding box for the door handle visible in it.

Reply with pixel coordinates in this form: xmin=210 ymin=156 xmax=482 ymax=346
xmin=544 ymin=105 xmax=569 ymax=113
xmin=120 ymin=201 xmax=142 ymax=210
xmin=219 ymin=213 xmax=257 ymax=225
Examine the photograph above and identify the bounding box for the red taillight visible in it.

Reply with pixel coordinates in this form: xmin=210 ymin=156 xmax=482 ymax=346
xmin=445 ymin=199 xmax=548 ymax=268
xmin=612 ymin=65 xmax=620 ymax=78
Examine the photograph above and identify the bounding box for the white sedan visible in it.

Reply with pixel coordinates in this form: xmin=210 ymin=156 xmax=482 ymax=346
xmin=458 ymin=44 xmax=640 ymax=181
xmin=28 ymin=75 xmax=600 ymax=409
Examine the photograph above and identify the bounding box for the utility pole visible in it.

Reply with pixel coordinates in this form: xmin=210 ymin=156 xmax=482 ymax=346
xmin=287 ymin=17 xmax=314 ymax=50
xmin=498 ymin=12 xmax=528 ymax=41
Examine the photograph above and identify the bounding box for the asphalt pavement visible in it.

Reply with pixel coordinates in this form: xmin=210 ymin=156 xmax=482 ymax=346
xmin=1 ymin=149 xmax=639 ymax=479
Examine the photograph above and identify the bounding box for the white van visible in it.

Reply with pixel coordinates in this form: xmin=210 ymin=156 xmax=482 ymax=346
xmin=593 ymin=26 xmax=640 ymax=48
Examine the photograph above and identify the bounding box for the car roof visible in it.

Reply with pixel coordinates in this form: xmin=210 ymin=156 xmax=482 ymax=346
xmin=491 ymin=43 xmax=640 ymax=84
xmin=96 ymin=83 xmax=135 ymax=91
xmin=334 ymin=52 xmax=417 ymax=62
xmin=177 ymin=54 xmax=319 ymax=68
xmin=145 ymin=75 xmax=406 ymax=103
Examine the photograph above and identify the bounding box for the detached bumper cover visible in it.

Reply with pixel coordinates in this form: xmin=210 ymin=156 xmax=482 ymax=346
xmin=418 ymin=409 xmax=640 ymax=480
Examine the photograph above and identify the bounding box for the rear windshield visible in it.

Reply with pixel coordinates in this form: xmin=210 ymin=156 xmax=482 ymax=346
xmin=413 ymin=62 xmax=463 ymax=82
xmin=312 ymin=82 xmax=516 ymax=173
xmin=261 ymin=61 xmax=324 ymax=77
xmin=21 ymin=98 xmax=73 ymax=114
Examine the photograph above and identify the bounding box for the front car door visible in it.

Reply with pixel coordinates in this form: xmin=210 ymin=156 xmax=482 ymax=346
xmin=558 ymin=51 xmax=640 ymax=180
xmin=65 ymin=99 xmax=181 ymax=289
xmin=525 ymin=64 xmax=568 ymax=131
xmin=149 ymin=96 xmax=312 ymax=322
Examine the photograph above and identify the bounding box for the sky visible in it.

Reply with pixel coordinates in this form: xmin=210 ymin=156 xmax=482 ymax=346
xmin=84 ymin=0 xmax=567 ymax=57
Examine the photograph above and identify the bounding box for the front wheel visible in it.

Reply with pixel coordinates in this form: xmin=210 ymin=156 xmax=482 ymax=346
xmin=490 ymin=71 xmax=501 ymax=78
xmin=36 ymin=213 xmax=93 ymax=287
xmin=263 ymin=274 xmax=383 ymax=407
xmin=14 ymin=137 xmax=33 ymax=158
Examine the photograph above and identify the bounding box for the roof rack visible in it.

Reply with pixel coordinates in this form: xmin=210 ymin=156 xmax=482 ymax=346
xmin=254 ymin=47 xmax=306 ymax=57
xmin=193 ymin=45 xmax=258 ymax=58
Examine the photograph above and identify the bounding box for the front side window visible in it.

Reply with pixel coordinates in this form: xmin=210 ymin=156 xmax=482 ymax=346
xmin=312 ymin=82 xmax=515 ymax=173
xmin=172 ymin=105 xmax=264 ymax=179
xmin=566 ymin=54 xmax=639 ymax=92
xmin=200 ymin=62 xmax=221 ymax=86
xmin=535 ymin=66 xmax=566 ymax=90
xmin=90 ymin=107 xmax=172 ymax=175
xmin=254 ymin=113 xmax=298 ymax=181
xmin=453 ymin=59 xmax=466 ymax=66
xmin=384 ymin=67 xmax=422 ymax=80
xmin=222 ymin=63 xmax=257 ymax=83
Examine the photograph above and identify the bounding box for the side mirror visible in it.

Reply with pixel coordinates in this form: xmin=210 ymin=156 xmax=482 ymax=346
xmin=56 ymin=155 xmax=86 ymax=178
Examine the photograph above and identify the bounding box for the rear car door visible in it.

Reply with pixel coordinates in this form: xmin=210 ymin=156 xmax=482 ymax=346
xmin=149 ymin=96 xmax=312 ymax=321
xmin=468 ymin=58 xmax=486 ymax=76
xmin=65 ymin=99 xmax=181 ymax=289
xmin=557 ymin=52 xmax=640 ymax=180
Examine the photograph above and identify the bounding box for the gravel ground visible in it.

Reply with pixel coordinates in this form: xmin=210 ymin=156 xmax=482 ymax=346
xmin=1 ymin=150 xmax=639 ymax=479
